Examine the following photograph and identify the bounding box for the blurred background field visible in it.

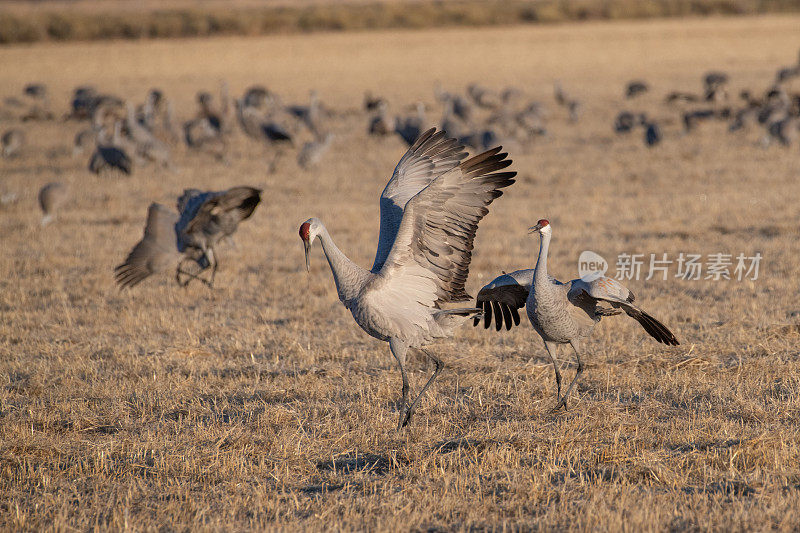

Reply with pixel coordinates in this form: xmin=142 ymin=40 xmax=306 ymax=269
xmin=1 ymin=0 xmax=800 ymax=43
xmin=1 ymin=7 xmax=800 ymax=531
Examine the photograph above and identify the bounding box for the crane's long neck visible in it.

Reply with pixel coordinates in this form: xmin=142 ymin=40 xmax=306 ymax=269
xmin=533 ymin=231 xmax=552 ymax=291
xmin=316 ymin=225 xmax=369 ymax=304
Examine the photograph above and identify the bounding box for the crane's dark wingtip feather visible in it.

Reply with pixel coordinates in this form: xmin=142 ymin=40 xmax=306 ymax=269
xmin=633 ymin=309 xmax=679 ymax=346
xmin=491 ymin=301 xmax=502 ymax=331
xmin=502 ymin=304 xmax=513 ymax=331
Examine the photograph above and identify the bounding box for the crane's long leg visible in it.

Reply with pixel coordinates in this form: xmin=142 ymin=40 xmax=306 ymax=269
xmin=206 ymin=247 xmax=218 ymax=288
xmin=400 ymin=348 xmax=444 ymax=429
xmin=176 ymin=257 xmax=214 ymax=288
xmin=389 ymin=338 xmax=411 ymax=430
xmin=554 ymin=340 xmax=584 ymax=411
xmin=543 ymin=341 xmax=562 ymax=406
xmin=176 ymin=258 xmax=191 ymax=287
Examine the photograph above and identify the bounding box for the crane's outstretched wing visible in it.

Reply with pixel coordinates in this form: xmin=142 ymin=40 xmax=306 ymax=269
xmin=181 ymin=186 xmax=262 ymax=241
xmin=473 ymin=269 xmax=534 ymax=331
xmin=377 ymin=144 xmax=515 ymax=314
xmin=371 ymin=128 xmax=467 ymax=272
xmin=567 ymin=277 xmax=679 ymax=345
xmin=114 ymin=203 xmax=180 ymax=289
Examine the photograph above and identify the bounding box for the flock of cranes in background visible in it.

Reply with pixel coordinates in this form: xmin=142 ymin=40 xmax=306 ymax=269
xmin=2 ymin=46 xmax=798 ymax=172
xmin=2 ymin=48 xmax=798 ymax=427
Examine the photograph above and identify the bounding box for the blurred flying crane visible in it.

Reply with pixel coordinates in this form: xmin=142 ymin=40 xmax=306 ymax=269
xmin=474 ymin=219 xmax=678 ymax=411
xmin=299 ymin=128 xmax=516 ymax=429
xmin=115 ymin=186 xmax=261 ymax=289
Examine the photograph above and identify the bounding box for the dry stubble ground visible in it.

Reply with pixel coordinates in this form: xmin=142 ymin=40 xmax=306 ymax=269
xmin=0 ymin=15 xmax=799 ymax=531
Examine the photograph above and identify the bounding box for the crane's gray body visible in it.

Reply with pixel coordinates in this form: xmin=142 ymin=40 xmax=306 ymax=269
xmin=474 ymin=222 xmax=679 ymax=409
xmin=302 ymin=128 xmax=516 ymax=428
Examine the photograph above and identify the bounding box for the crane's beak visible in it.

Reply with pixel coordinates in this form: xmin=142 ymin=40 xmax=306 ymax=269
xmin=303 ymin=240 xmax=311 ymax=272
xmin=528 ymin=223 xmax=543 ymax=234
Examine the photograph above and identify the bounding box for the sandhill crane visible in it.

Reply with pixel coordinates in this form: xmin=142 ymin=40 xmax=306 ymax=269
xmin=704 ymin=71 xmax=729 ymax=91
xmin=644 ymin=121 xmax=662 ymax=146
xmin=625 ymin=80 xmax=649 ymax=99
xmin=38 ymin=182 xmax=68 ymax=226
xmin=69 ymin=86 xmax=98 ymax=120
xmin=613 ymin=111 xmax=645 ymax=134
xmin=395 ymin=102 xmax=427 ymax=146
xmin=665 ymin=91 xmax=700 ymax=104
xmin=364 ymin=91 xmax=386 ymax=113
xmin=682 ymin=109 xmax=717 ymax=132
xmin=458 ymin=129 xmax=500 ymax=152
xmin=125 ymin=102 xmax=172 ymax=168
xmin=242 ymin=85 xmax=276 ymax=110
xmin=139 ymin=88 xmax=180 ymax=143
xmin=68 ymin=86 xmax=123 ymax=121
xmin=500 ymin=87 xmax=522 ymax=105
xmin=729 ymin=106 xmax=759 ymax=132
xmin=439 ymin=97 xmax=466 ymax=139
xmin=236 ymin=98 xmax=293 ymax=170
xmin=299 ymin=129 xmax=516 ymax=428
xmin=74 ymin=128 xmax=97 ymax=157
xmin=287 ymin=90 xmax=322 ymax=136
xmin=89 ymin=122 xmax=133 ymax=175
xmin=1 ymin=129 xmax=24 ymax=158
xmin=474 ymin=219 xmax=678 ymax=410
xmin=467 ymin=83 xmax=501 ymax=109
xmin=115 ymin=187 xmax=261 ymax=289
xmin=297 ymin=132 xmax=334 ymax=169
xmin=554 ymin=81 xmax=581 ymax=123
xmin=73 ymin=105 xmax=109 ymax=157
xmin=764 ymin=115 xmax=799 ymax=147
xmin=368 ymin=101 xmax=397 ymax=136
xmin=184 ymin=87 xmax=230 ymax=160
xmin=435 ymin=85 xmax=472 ymax=123
xmin=22 ymin=83 xmax=53 ymax=120
xmin=775 ymin=65 xmax=800 ymax=84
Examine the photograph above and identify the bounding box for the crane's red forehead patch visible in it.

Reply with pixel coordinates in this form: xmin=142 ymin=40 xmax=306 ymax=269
xmin=538 ymin=219 xmax=550 ymax=227
xmin=299 ymin=221 xmax=311 ymax=241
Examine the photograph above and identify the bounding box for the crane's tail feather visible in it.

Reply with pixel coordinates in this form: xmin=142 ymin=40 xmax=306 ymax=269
xmin=624 ymin=306 xmax=679 ymax=345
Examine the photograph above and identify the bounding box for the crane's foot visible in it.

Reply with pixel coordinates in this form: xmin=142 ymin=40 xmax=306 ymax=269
xmin=397 ymin=405 xmax=413 ymax=429
xmin=551 ymin=396 xmax=569 ymax=413
xmin=176 ymin=269 xmax=215 ymax=289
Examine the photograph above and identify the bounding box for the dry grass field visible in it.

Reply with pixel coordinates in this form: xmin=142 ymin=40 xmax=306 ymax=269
xmin=1 ymin=15 xmax=800 ymax=530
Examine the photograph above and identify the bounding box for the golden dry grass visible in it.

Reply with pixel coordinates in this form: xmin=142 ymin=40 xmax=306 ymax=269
xmin=1 ymin=16 xmax=800 ymax=530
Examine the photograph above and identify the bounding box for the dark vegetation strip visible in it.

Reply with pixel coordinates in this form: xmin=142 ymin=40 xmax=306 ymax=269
xmin=1 ymin=0 xmax=799 ymax=45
